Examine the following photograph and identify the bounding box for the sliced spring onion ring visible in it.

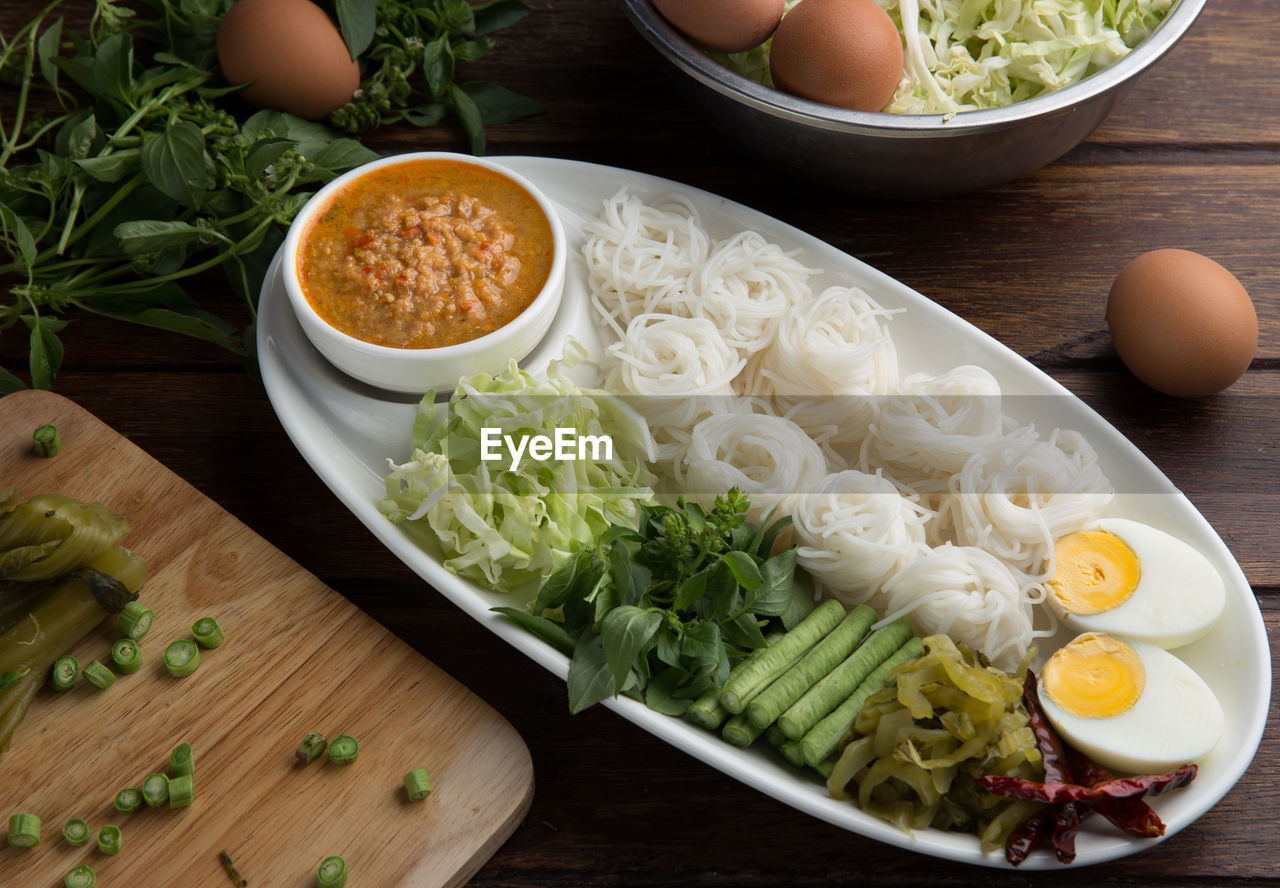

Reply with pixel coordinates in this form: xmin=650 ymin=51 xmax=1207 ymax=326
xmin=191 ymin=616 xmax=225 ymax=649
xmin=169 ymin=773 xmax=194 ymax=808
xmin=81 ymin=660 xmax=115 ymax=690
xmin=170 ymin=741 xmax=194 ymax=777
xmin=111 ymin=638 xmax=142 ymax=674
xmin=117 ymin=601 xmax=154 ymax=640
xmin=51 ymin=655 xmax=79 ymax=691
xmin=32 ymin=424 xmax=60 ymax=458
xmin=327 ymin=734 xmax=359 ymax=765
xmin=7 ymin=812 xmax=40 ymax=848
xmin=64 ymin=864 xmax=96 ymax=888
xmin=62 ymin=818 xmax=90 ymax=846
xmin=404 ymin=768 xmax=432 ymax=801
xmin=96 ymin=824 xmax=121 ymax=855
xmin=296 ymin=732 xmax=328 ymax=764
xmin=163 ymin=639 xmax=200 ymax=677
xmin=141 ymin=772 xmax=170 ymax=808
xmin=114 ymin=786 xmax=143 ymax=813
xmin=315 ymin=855 xmax=348 ymax=888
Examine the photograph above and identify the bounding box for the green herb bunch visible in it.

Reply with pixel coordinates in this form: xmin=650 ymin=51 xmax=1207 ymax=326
xmin=497 ymin=490 xmax=816 ymax=714
xmin=323 ymin=0 xmax=542 ymax=153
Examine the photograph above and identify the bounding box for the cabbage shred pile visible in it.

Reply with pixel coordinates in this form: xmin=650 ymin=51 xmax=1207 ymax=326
xmin=720 ymin=0 xmax=1175 ymax=115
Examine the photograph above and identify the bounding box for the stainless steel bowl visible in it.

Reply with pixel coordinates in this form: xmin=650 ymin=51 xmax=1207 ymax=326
xmin=620 ymin=0 xmax=1206 ymax=199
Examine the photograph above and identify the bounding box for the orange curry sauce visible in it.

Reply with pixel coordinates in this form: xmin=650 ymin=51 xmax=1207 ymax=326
xmin=297 ymin=159 xmax=554 ymax=349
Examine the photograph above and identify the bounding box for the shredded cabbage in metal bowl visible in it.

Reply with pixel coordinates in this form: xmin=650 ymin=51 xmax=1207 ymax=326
xmin=717 ymin=0 xmax=1175 ymax=115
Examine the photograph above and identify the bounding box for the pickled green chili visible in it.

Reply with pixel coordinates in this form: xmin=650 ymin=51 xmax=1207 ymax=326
xmin=315 ymin=855 xmax=348 ymax=888
xmin=64 ymin=864 xmax=96 ymax=888
xmin=7 ymin=812 xmax=40 ymax=848
xmin=404 ymin=768 xmax=432 ymax=801
xmin=114 ymin=786 xmax=143 ymax=813
xmin=164 ymin=639 xmax=200 ymax=677
xmin=169 ymin=774 xmax=194 ymax=808
xmin=141 ymin=772 xmax=170 ymax=808
xmin=327 ymin=734 xmax=359 ymax=765
xmin=51 ymin=655 xmax=79 ymax=690
xmin=62 ymin=817 xmax=90 ymax=846
xmin=296 ymin=732 xmax=328 ymax=764
xmin=32 ymin=424 xmax=60 ymax=458
xmin=117 ymin=602 xmax=154 ymax=640
xmin=192 ymin=617 xmax=225 ymax=649
xmin=170 ymin=741 xmax=194 ymax=777
xmin=81 ymin=659 xmax=115 ymax=690
xmin=111 ymin=638 xmax=142 ymax=674
xmin=96 ymin=824 xmax=121 ymax=855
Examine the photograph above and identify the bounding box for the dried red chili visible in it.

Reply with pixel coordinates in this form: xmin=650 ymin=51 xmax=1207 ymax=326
xmin=975 ymin=764 xmax=1198 ymax=805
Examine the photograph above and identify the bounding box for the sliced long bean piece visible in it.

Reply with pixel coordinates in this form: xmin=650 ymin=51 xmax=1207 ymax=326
xmin=296 ymin=732 xmax=328 ymax=764
xmin=117 ymin=601 xmax=154 ymax=640
xmin=192 ymin=616 xmax=225 ymax=648
xmin=170 ymin=741 xmax=194 ymax=776
xmin=7 ymin=812 xmax=40 ymax=848
xmin=96 ymin=824 xmax=122 ymax=855
xmin=115 ymin=786 xmax=143 ymax=813
xmin=82 ymin=660 xmax=115 ymax=690
xmin=164 ymin=639 xmax=200 ymax=677
xmin=169 ymin=774 xmax=194 ymax=808
xmin=315 ymin=855 xmax=348 ymax=888
xmin=328 ymin=734 xmax=359 ymax=765
xmin=404 ymin=768 xmax=432 ymax=801
xmin=51 ymin=654 xmax=79 ymax=690
xmin=62 ymin=818 xmax=90 ymax=846
xmin=64 ymin=864 xmax=96 ymax=888
xmin=111 ymin=638 xmax=142 ymax=673
xmin=142 ymin=772 xmax=170 ymax=808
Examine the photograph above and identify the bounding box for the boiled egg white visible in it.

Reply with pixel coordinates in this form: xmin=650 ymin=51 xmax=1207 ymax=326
xmin=1038 ymin=632 xmax=1223 ymax=774
xmin=1045 ymin=517 xmax=1225 ymax=649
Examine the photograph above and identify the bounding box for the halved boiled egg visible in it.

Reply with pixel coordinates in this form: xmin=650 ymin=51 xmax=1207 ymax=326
xmin=1038 ymin=632 xmax=1223 ymax=774
xmin=1045 ymin=517 xmax=1225 ymax=649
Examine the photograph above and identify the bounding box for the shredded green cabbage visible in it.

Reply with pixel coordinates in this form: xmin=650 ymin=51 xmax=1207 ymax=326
xmin=379 ymin=343 xmax=657 ymax=598
xmin=718 ymin=0 xmax=1175 ymax=114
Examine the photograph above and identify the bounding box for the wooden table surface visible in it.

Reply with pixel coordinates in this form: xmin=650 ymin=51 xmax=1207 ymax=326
xmin=2 ymin=1 xmax=1276 ymax=885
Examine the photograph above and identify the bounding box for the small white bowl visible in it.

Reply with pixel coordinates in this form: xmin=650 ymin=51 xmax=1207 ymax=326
xmin=281 ymin=152 xmax=566 ymax=393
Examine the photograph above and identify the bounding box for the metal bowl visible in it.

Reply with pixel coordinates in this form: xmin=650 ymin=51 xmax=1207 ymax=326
xmin=620 ymin=0 xmax=1206 ymax=199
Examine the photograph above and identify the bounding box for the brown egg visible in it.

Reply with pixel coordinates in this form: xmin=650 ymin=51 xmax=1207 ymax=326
xmin=217 ymin=0 xmax=360 ymax=120
xmin=769 ymin=0 xmax=903 ymax=112
xmin=652 ymin=0 xmax=785 ymax=53
xmin=1106 ymin=249 xmax=1257 ymax=398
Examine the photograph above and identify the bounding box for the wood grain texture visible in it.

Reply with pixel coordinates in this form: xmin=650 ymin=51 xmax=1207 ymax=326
xmin=0 ymin=391 xmax=533 ymax=888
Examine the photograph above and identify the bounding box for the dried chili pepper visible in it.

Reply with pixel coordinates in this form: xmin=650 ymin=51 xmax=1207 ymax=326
xmin=1069 ymin=749 xmax=1167 ymax=839
xmin=975 ymin=764 xmax=1198 ymax=805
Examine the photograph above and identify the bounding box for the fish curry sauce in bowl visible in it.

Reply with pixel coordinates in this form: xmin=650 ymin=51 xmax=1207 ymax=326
xmin=282 ymin=152 xmax=566 ymax=393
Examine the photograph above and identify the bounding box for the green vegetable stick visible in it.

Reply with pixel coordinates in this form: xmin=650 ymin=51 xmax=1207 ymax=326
xmin=777 ymin=617 xmax=915 ymax=741
xmin=64 ymin=864 xmax=95 ymax=888
xmin=746 ymin=604 xmax=877 ymax=730
xmin=719 ymin=599 xmax=845 ymax=714
xmin=32 ymin=424 xmax=60 ymax=458
xmin=686 ymin=630 xmax=785 ymax=730
xmin=404 ymin=768 xmax=432 ymax=802
xmin=798 ymin=636 xmax=925 ymax=768
xmin=721 ymin=712 xmax=767 ymax=748
xmin=170 ymin=741 xmax=194 ymax=777
xmin=7 ymin=812 xmax=40 ymax=848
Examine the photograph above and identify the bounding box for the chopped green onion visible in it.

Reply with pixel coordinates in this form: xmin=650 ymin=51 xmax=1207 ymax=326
xmin=62 ymin=818 xmax=90 ymax=846
xmin=96 ymin=824 xmax=122 ymax=855
xmin=403 ymin=768 xmax=432 ymax=801
xmin=82 ymin=660 xmax=115 ymax=690
xmin=141 ymin=772 xmax=170 ymax=808
xmin=114 ymin=786 xmax=143 ymax=813
xmin=315 ymin=855 xmax=348 ymax=888
xmin=64 ymin=864 xmax=96 ymax=888
xmin=111 ymin=638 xmax=142 ymax=674
xmin=327 ymin=734 xmax=359 ymax=765
xmin=296 ymin=732 xmax=328 ymax=764
xmin=163 ymin=639 xmax=201 ymax=677
xmin=117 ymin=601 xmax=154 ymax=640
xmin=32 ymin=424 xmax=61 ymax=458
xmin=169 ymin=773 xmax=194 ymax=808
xmin=51 ymin=655 xmax=79 ymax=691
xmin=7 ymin=812 xmax=41 ymax=848
xmin=191 ymin=616 xmax=225 ymax=649
xmin=170 ymin=741 xmax=194 ymax=777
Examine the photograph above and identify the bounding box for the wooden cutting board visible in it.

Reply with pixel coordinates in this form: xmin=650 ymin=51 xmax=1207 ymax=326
xmin=0 ymin=390 xmax=533 ymax=886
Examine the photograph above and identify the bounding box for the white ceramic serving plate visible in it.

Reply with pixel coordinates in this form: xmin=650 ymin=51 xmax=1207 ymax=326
xmin=257 ymin=156 xmax=1270 ymax=870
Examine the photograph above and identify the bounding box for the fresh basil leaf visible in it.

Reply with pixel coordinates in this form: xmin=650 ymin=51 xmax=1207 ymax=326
xmin=114 ymin=219 xmax=207 ymax=254
xmin=705 ymin=559 xmax=741 ymax=619
xmin=492 ymin=606 xmax=574 ymax=657
xmin=747 ymin=548 xmax=799 ymax=616
xmin=28 ymin=320 xmax=64 ymax=391
xmin=36 ymin=18 xmax=64 ymax=97
xmin=451 ymin=38 xmax=494 ymax=63
xmin=461 ymin=81 xmax=543 ymax=125
xmin=533 ymin=548 xmax=588 ymax=613
xmin=308 ymin=138 xmax=381 ymax=175
xmin=140 ymin=121 xmax=209 ymax=208
xmin=680 ymin=621 xmax=724 ymax=672
xmin=75 ymin=149 xmax=140 ymax=183
xmin=90 ymin=33 xmax=135 ymax=106
xmin=720 ymin=612 xmax=767 ymax=652
xmin=240 ymin=111 xmax=339 ymax=158
xmin=85 ymin=285 xmax=243 ymax=353
xmin=591 ymin=572 xmax=621 ymax=627
xmin=244 ymin=139 xmax=294 ymax=180
xmin=441 ymin=0 xmax=476 ymax=34
xmin=721 ymin=550 xmax=763 ymax=591
xmin=644 ymin=667 xmax=695 ymax=716
xmin=566 ymin=634 xmax=615 ymax=714
xmin=654 ymin=625 xmax=682 ymax=669
xmin=601 ymin=605 xmax=661 ymax=692
xmin=0 ymin=205 xmax=38 ymax=271
xmin=778 ymin=569 xmax=815 ymax=630
xmin=450 ymin=82 xmax=486 ymax=155
xmin=472 ymin=0 xmax=531 ymax=37
xmin=671 ymin=568 xmax=708 ymax=612
xmin=0 ymin=366 xmax=26 ymax=396
xmin=422 ymin=36 xmax=455 ymax=101
xmin=334 ymin=0 xmax=377 ymax=59
xmin=401 ymin=103 xmax=447 ymax=128
xmin=755 ymin=512 xmax=792 ymax=559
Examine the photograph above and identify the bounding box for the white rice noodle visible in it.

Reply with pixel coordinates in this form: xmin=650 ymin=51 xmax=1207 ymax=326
xmin=793 ymin=470 xmax=932 ymax=610
xmin=691 ymin=230 xmax=817 ymax=356
xmin=941 ymin=428 xmax=1115 ymax=582
xmin=878 ymin=544 xmax=1037 ymax=672
xmin=678 ymin=412 xmax=828 ymax=524
xmin=582 ymin=189 xmax=710 ymax=338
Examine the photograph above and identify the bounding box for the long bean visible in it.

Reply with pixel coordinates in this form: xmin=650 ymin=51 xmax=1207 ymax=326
xmin=719 ymin=599 xmax=846 ymax=714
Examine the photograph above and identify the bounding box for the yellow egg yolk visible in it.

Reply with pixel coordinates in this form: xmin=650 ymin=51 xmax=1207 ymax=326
xmin=1041 ymin=633 xmax=1146 ymax=718
xmin=1046 ymin=529 xmax=1140 ymax=616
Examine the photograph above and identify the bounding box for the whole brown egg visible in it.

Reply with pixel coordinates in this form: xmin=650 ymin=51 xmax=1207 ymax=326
xmin=652 ymin=0 xmax=785 ymax=53
xmin=1106 ymin=249 xmax=1258 ymax=398
xmin=217 ymin=0 xmax=361 ymax=121
xmin=769 ymin=0 xmax=903 ymax=112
